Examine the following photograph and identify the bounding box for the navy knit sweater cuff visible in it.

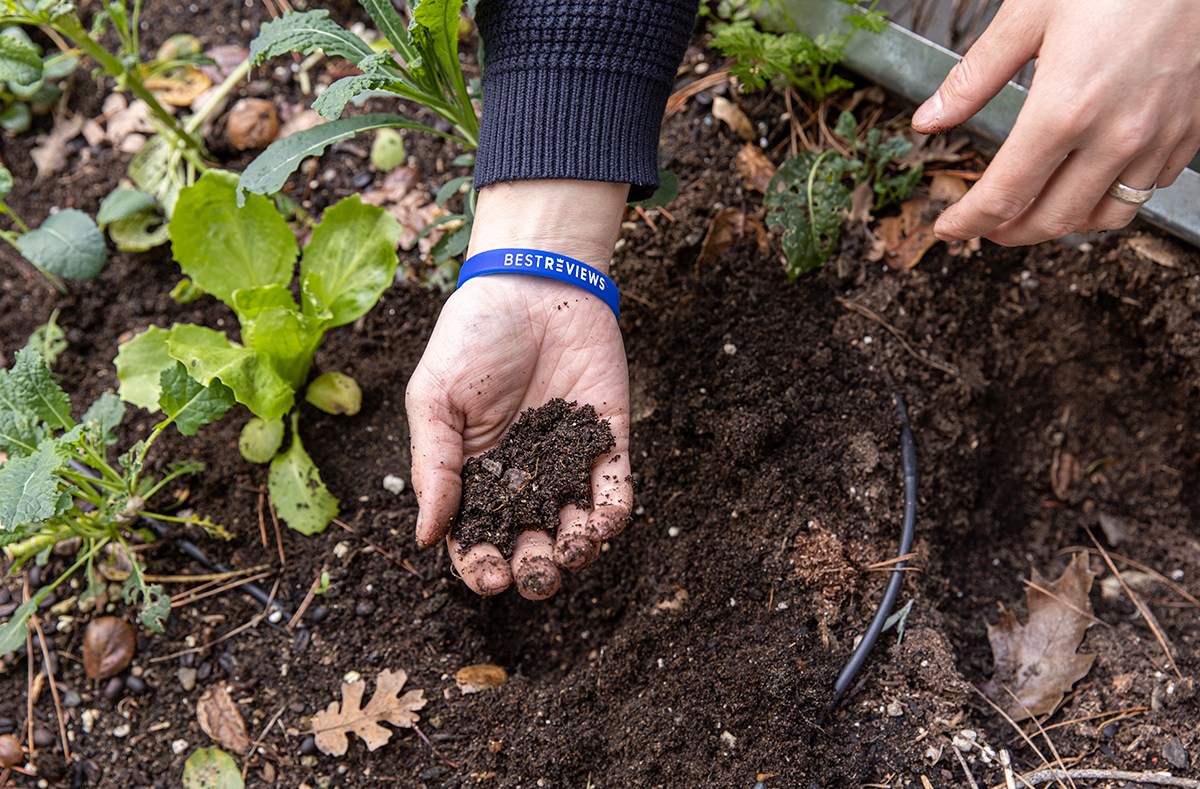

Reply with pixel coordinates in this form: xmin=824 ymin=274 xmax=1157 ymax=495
xmin=474 ymin=66 xmax=674 ymax=201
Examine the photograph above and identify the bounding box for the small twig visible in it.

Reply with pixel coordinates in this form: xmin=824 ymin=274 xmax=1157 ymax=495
xmin=952 ymin=745 xmax=981 ymax=789
xmin=269 ymin=495 xmax=286 ymax=567
xmin=30 ymin=615 xmax=71 ymax=764
xmin=1021 ymin=579 xmax=1109 ymax=628
xmin=412 ymin=724 xmax=459 ymax=769
xmin=1015 ymin=770 xmax=1200 ymax=788
xmin=865 ymin=552 xmax=919 ymax=570
xmin=150 ymin=585 xmax=277 ymax=664
xmin=146 ymin=566 xmax=272 ymax=584
xmin=241 ymin=703 xmax=287 ymax=781
xmin=332 ymin=519 xmax=422 ymax=579
xmin=171 ymin=570 xmax=275 ymax=609
xmin=633 ymin=205 xmax=659 ymax=233
xmin=1040 ymin=706 xmax=1146 ymax=733
xmin=836 ymin=297 xmax=959 ymax=377
xmin=257 ymin=485 xmax=269 ymax=550
xmin=973 ymin=687 xmax=1066 ymax=789
xmin=287 ymin=565 xmax=328 ymax=630
xmin=1085 ymin=530 xmax=1181 ymax=678
xmin=1058 ymin=547 xmax=1200 ymax=609
xmin=664 ymin=69 xmax=732 ymax=118
xmin=1002 ymin=685 xmax=1076 ymax=789
xmin=23 ymin=579 xmax=34 ymax=765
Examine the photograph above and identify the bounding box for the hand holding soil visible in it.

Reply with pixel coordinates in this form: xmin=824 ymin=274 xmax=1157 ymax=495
xmin=406 ymin=184 xmax=631 ymax=599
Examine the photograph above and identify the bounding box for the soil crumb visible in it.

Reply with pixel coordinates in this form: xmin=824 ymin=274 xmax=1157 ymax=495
xmin=453 ymin=399 xmax=614 ymax=556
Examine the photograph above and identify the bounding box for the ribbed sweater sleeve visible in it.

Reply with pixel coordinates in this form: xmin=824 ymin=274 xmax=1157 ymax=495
xmin=473 ymin=0 xmax=698 ymax=200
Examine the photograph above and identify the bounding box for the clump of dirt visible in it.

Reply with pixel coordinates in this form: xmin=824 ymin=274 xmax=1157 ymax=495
xmin=452 ymin=399 xmax=615 ymax=556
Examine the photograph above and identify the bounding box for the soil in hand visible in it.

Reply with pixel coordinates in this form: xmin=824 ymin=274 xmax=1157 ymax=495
xmin=452 ymin=399 xmax=615 ymax=556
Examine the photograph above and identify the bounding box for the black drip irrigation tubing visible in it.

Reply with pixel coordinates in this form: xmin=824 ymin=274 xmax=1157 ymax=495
xmin=827 ymin=381 xmax=918 ymax=713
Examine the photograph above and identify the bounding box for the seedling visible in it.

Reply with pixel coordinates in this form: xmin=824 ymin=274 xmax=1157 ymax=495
xmin=0 ymin=327 xmax=231 ymax=652
xmin=0 ymin=2 xmax=252 ymax=254
xmin=115 ymin=169 xmax=402 ymax=535
xmin=0 ymin=163 xmax=104 ymax=291
xmin=238 ymin=0 xmax=480 ymax=272
xmin=707 ymin=0 xmax=887 ymax=101
xmin=765 ymin=110 xmax=922 ymax=277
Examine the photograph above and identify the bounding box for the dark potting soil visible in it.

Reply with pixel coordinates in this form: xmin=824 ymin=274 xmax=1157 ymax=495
xmin=453 ymin=400 xmax=615 ymax=557
xmin=2 ymin=3 xmax=1200 ymax=788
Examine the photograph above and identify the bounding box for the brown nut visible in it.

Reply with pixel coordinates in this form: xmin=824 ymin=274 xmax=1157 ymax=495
xmin=0 ymin=734 xmax=22 ymax=767
xmin=226 ymin=98 xmax=279 ymax=151
xmin=82 ymin=616 xmax=136 ymax=680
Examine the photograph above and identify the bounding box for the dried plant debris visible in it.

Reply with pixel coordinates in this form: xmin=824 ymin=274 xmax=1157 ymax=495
xmin=196 ymin=685 xmax=251 ymax=754
xmin=454 ymin=663 xmax=508 ymax=695
xmin=82 ymin=616 xmax=136 ymax=680
xmin=453 ymin=399 xmax=615 ymax=557
xmin=983 ymin=553 xmax=1098 ymax=720
xmin=309 ymin=669 xmax=426 ymax=756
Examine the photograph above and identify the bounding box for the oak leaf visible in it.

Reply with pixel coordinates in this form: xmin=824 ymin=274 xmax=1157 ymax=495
xmin=310 ymin=669 xmax=426 ymax=756
xmin=196 ymin=686 xmax=252 ymax=754
xmin=983 ymin=553 xmax=1097 ymax=720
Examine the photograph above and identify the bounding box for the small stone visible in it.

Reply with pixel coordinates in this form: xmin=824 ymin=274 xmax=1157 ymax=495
xmin=667 ymin=526 xmax=681 ymax=538
xmin=1163 ymin=737 xmax=1189 ymax=770
xmin=720 ymin=730 xmax=737 ymax=749
xmin=382 ymin=474 xmax=406 ymax=495
xmin=723 ymin=343 xmax=737 ymax=355
xmin=124 ymin=675 xmax=147 ymax=695
xmin=267 ymin=609 xmax=283 ymax=624
xmin=171 ymin=739 xmax=189 ymax=755
xmin=299 ymin=734 xmax=317 ymax=755
xmin=355 ymin=600 xmax=376 ymax=617
xmin=81 ymin=709 xmax=100 ymax=733
xmin=102 ymin=676 xmax=125 ymax=700
xmin=63 ymin=690 xmax=81 ymax=708
xmin=332 ymin=542 xmax=351 ymax=559
xmin=111 ymin=722 xmax=131 ymax=739
xmin=177 ymin=667 xmax=197 ymax=692
xmin=307 ymin=606 xmax=329 ymax=624
xmin=886 ymin=700 xmax=904 ymax=717
xmin=343 ymin=670 xmax=361 ymax=684
xmin=32 ymin=727 xmax=54 ymax=747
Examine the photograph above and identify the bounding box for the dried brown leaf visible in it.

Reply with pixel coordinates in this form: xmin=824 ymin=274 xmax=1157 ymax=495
xmin=983 ymin=553 xmax=1097 ymax=720
xmin=869 ymin=196 xmax=940 ymax=270
xmin=734 ymin=143 xmax=776 ymax=193
xmin=454 ymin=663 xmax=508 ymax=694
xmin=197 ymin=685 xmax=252 ymax=754
xmin=145 ymin=66 xmax=212 ymax=107
xmin=310 ymin=668 xmax=426 ymax=756
xmin=712 ymin=96 xmax=755 ymax=142
xmin=697 ymin=208 xmax=744 ymax=267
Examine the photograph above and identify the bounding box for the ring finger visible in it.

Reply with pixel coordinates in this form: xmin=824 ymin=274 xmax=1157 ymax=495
xmin=1086 ymin=147 xmax=1174 ymax=232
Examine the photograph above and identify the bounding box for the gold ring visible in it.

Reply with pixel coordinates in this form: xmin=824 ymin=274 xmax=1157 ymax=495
xmin=1107 ymin=180 xmax=1156 ymax=206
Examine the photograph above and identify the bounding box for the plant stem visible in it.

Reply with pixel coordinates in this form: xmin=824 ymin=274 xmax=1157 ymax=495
xmin=184 ymin=56 xmax=250 ymax=137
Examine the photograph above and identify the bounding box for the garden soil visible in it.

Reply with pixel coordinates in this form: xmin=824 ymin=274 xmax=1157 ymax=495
xmin=1 ymin=3 xmax=1198 ymax=787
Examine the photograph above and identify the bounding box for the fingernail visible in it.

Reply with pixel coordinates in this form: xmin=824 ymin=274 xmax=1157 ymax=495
xmin=912 ymin=92 xmax=943 ymax=130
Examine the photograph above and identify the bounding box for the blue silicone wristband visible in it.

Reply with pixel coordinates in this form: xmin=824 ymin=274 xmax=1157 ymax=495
xmin=457 ymin=248 xmax=620 ymax=318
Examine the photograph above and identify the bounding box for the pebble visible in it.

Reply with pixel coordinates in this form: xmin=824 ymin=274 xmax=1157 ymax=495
xmin=382 ymin=474 xmax=406 ymax=495
xmin=307 ymin=606 xmax=329 ymax=624
xmin=667 ymin=526 xmax=681 ymax=538
xmin=293 ymin=629 xmax=312 ymax=654
xmin=112 ymin=722 xmax=131 ymax=739
xmin=171 ymin=739 xmax=189 ymax=755
xmin=1163 ymin=737 xmax=1189 ymax=770
xmin=217 ymin=653 xmax=236 ymax=674
xmin=355 ymin=600 xmax=376 ymax=617
xmin=103 ymin=677 xmax=125 ymax=701
xmin=352 ymin=172 xmax=373 ymax=189
xmin=196 ymin=661 xmax=213 ymax=681
xmin=886 ymin=700 xmax=904 ymax=717
xmin=719 ymin=730 xmax=737 ymax=749
xmin=177 ymin=667 xmax=197 ymax=692
xmin=125 ymin=675 xmax=148 ymax=695
xmin=343 ymin=670 xmax=361 ymax=684
xmin=32 ymin=727 xmax=54 ymax=747
xmin=81 ymin=709 xmax=100 ymax=733
xmin=299 ymin=735 xmax=317 ymax=755
xmin=63 ymin=690 xmax=81 ymax=709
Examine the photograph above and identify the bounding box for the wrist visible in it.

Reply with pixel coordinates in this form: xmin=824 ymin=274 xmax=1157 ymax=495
xmin=468 ymin=180 xmax=628 ymax=275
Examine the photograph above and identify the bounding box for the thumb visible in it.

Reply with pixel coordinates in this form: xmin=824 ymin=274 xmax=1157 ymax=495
xmin=405 ymin=375 xmax=465 ymax=549
xmin=911 ymin=3 xmax=1044 ymax=133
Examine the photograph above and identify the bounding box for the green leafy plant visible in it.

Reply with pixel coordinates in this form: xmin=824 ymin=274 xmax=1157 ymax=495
xmin=765 ymin=110 xmax=922 ymax=278
xmin=708 ymin=0 xmax=886 ymax=101
xmin=115 ymin=170 xmax=402 ymax=535
xmin=0 ymin=328 xmax=231 ymax=652
xmin=0 ymin=24 xmax=78 ymax=134
xmin=1 ymin=1 xmax=252 ymax=254
xmin=238 ymin=0 xmax=480 ymax=276
xmin=0 ymin=163 xmax=105 ymax=290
